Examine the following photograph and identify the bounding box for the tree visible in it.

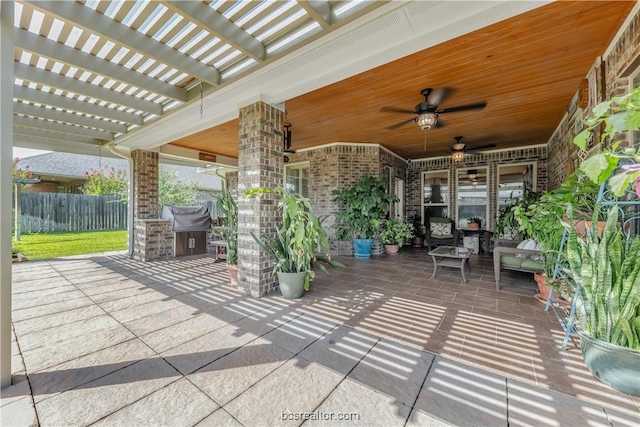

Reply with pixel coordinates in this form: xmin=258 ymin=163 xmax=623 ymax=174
xmin=159 ymin=167 xmax=199 ymax=209
xmin=12 ymin=157 xmax=33 ymax=180
xmin=82 ymin=167 xmax=127 ymax=198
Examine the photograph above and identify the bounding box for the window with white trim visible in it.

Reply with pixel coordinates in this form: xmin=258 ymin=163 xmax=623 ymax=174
xmin=456 ymin=167 xmax=488 ymax=229
xmin=284 ymin=162 xmax=309 ymax=198
xmin=422 ymin=170 xmax=449 ymax=221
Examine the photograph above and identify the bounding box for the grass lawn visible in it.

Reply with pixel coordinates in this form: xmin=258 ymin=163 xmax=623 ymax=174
xmin=12 ymin=230 xmax=127 ymax=260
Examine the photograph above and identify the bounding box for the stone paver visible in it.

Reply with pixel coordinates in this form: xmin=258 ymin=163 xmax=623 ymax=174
xmin=92 ymin=378 xmax=218 ymax=427
xmin=5 ymin=253 xmax=640 ymax=427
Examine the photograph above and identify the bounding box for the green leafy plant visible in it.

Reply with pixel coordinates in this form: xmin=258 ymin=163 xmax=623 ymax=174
xmin=333 ymin=174 xmax=399 ymax=240
xmin=574 ymin=86 xmax=640 ymax=197
xmin=411 ymin=214 xmax=424 ymax=238
xmin=211 ymin=183 xmax=237 ymax=265
xmin=82 ymin=167 xmax=127 ymax=198
xmin=466 ymin=217 xmax=482 ymax=225
xmin=246 ymin=187 xmax=344 ymax=290
xmin=494 ymin=190 xmax=541 ymax=240
xmin=566 ymin=206 xmax=640 ymax=349
xmin=379 ymin=219 xmax=414 ymax=246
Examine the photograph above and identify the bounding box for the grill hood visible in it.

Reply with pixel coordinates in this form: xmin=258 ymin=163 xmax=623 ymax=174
xmin=161 ymin=205 xmax=211 ymax=232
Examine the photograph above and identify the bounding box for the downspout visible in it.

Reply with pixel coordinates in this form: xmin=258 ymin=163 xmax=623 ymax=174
xmin=109 ymin=143 xmax=134 ymax=258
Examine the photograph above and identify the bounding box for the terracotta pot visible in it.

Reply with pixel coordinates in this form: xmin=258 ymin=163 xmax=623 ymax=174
xmin=412 ymin=237 xmax=424 ymax=248
xmin=385 ymin=244 xmax=400 ymax=256
xmin=468 ymin=223 xmax=480 ymax=230
xmin=226 ymin=264 xmax=239 ymax=286
xmin=573 ymin=220 xmax=608 ymax=239
xmin=533 ymin=273 xmax=558 ymax=301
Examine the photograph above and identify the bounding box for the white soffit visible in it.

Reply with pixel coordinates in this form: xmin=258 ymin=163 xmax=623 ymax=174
xmin=116 ymin=0 xmax=550 ymax=151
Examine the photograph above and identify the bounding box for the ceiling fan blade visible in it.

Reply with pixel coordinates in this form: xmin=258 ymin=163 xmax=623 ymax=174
xmin=428 ymin=87 xmax=453 ymax=108
xmin=436 ymin=101 xmax=487 ymax=114
xmin=386 ymin=117 xmax=415 ymax=130
xmin=379 ymin=106 xmax=416 ymax=114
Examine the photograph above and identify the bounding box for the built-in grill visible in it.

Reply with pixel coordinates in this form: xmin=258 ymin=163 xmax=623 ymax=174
xmin=161 ymin=205 xmax=211 ymax=257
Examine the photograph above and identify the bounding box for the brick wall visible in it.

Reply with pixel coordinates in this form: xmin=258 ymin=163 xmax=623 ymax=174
xmin=237 ymin=101 xmax=283 ymax=297
xmin=286 ymin=144 xmax=407 ymax=255
xmin=407 ymin=146 xmax=548 ymax=231
xmin=132 ymin=219 xmax=173 ymax=262
xmin=131 ymin=149 xmax=159 ymax=219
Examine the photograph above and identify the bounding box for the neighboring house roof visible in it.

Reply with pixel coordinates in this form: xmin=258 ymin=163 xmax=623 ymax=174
xmin=16 ymin=152 xmax=222 ymax=191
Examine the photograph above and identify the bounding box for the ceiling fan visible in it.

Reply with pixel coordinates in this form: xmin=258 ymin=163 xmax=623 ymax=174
xmin=450 ymin=136 xmax=496 ymax=162
xmin=379 ymin=87 xmax=487 ymax=130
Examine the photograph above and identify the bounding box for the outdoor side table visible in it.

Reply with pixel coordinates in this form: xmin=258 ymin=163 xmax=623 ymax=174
xmin=428 ymin=246 xmax=472 ymax=282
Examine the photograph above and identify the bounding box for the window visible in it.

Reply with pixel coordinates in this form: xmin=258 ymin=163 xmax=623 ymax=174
xmin=422 ymin=170 xmax=448 ymax=221
xmin=284 ymin=162 xmax=309 ymax=198
xmin=497 ymin=163 xmax=536 ymax=206
xmin=456 ymin=168 xmax=488 ymax=229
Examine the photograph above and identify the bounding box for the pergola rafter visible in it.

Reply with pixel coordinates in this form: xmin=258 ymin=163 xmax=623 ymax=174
xmin=296 ymin=0 xmax=332 ymax=29
xmin=13 ymin=125 xmax=104 ymax=146
xmin=14 ymin=114 xmax=114 ymax=140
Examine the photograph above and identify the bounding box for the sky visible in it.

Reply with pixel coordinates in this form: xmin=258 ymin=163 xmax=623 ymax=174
xmin=13 ymin=148 xmax=51 ymax=159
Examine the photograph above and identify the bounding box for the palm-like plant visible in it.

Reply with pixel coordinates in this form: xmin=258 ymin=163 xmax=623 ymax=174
xmin=246 ymin=187 xmax=343 ymax=290
xmin=212 ymin=183 xmax=237 ymax=265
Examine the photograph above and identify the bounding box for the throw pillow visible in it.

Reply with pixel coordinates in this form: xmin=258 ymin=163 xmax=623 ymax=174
xmin=430 ymin=222 xmax=451 ymax=235
xmin=515 ymin=239 xmax=540 ymax=259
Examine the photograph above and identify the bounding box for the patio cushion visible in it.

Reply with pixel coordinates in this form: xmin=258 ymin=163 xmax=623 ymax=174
xmin=431 ymin=222 xmax=452 ymax=235
xmin=501 ymin=255 xmax=524 ymax=268
xmin=515 ymin=239 xmax=538 ymax=258
xmin=521 ymin=260 xmax=544 ymax=271
xmin=432 ymin=233 xmax=454 ymax=239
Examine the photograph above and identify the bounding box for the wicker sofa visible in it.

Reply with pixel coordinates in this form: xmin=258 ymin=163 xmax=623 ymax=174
xmin=493 ymin=239 xmax=544 ymax=290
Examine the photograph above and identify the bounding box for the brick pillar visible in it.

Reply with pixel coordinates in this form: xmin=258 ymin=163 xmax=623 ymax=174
xmin=131 ymin=149 xmax=172 ymax=261
xmin=131 ymin=149 xmax=159 ymax=219
xmin=237 ymin=101 xmax=283 ymax=297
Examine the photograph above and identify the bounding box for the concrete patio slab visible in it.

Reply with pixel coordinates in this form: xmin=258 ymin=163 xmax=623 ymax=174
xmin=4 ymin=252 xmax=640 ymax=427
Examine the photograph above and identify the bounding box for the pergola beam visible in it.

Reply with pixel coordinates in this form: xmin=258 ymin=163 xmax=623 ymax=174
xmin=297 ymin=1 xmax=332 ymax=29
xmin=13 ymin=85 xmax=143 ymax=126
xmin=14 ymin=102 xmax=128 ymax=134
xmin=14 ymin=125 xmax=103 ymax=145
xmin=165 ymin=1 xmax=265 ymax=61
xmin=29 ymin=1 xmax=220 ymax=86
xmin=15 ymin=27 xmax=187 ymax=103
xmin=15 ymin=63 xmax=162 ymax=115
xmin=14 ymin=114 xmax=114 ymax=140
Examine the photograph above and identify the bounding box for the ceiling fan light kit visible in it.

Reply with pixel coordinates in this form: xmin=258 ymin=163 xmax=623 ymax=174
xmin=416 ymin=113 xmax=438 ymax=130
xmin=451 ymin=151 xmax=465 ymax=162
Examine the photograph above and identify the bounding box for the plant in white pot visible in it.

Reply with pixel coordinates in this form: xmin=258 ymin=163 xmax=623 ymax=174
xmin=246 ymin=187 xmax=344 ymax=299
xmin=379 ymin=219 xmax=414 ymax=256
xmin=211 ymin=183 xmax=238 ymax=285
xmin=566 ymin=206 xmax=640 ymax=395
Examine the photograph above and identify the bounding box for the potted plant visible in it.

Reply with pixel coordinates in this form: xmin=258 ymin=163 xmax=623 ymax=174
xmin=411 ymin=214 xmax=424 ymax=247
xmin=246 ymin=187 xmax=344 ymax=299
xmin=379 ymin=219 xmax=414 ymax=255
xmin=333 ymin=174 xmax=399 ymax=259
xmin=211 ymin=183 xmax=238 ymax=286
xmin=494 ymin=190 xmax=540 ymax=240
xmin=565 ymin=206 xmax=640 ymax=395
xmin=466 ymin=217 xmax=482 ymax=230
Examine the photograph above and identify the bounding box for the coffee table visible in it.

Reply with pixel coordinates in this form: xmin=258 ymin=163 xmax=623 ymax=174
xmin=428 ymin=246 xmax=472 ymax=282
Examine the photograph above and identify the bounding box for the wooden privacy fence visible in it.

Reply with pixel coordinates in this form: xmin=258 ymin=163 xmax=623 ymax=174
xmin=13 ymin=193 xmax=221 ymax=233
xmin=15 ymin=193 xmax=127 ymax=233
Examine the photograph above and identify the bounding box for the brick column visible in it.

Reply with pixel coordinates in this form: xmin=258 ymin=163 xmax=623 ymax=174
xmin=131 ymin=149 xmax=172 ymax=261
xmin=131 ymin=149 xmax=159 ymax=219
xmin=237 ymin=101 xmax=283 ymax=297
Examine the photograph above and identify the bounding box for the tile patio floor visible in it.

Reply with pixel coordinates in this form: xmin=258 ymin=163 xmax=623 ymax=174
xmin=2 ymin=249 xmax=639 ymax=426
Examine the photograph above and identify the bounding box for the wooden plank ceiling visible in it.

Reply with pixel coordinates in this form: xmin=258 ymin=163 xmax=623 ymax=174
xmin=170 ymin=1 xmax=635 ymax=160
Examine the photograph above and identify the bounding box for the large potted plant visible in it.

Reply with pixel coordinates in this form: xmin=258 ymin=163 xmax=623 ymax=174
xmin=212 ymin=183 xmax=238 ymax=285
xmin=379 ymin=219 xmax=414 ymax=256
xmin=566 ymin=206 xmax=640 ymax=395
xmin=246 ymin=187 xmax=344 ymax=299
xmin=333 ymin=174 xmax=399 ymax=258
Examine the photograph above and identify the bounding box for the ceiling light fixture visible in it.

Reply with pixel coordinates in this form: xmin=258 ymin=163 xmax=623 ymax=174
xmin=467 ymin=170 xmax=478 ymax=180
xmin=416 ymin=113 xmax=438 ymax=130
xmin=451 ymin=151 xmax=465 ymax=162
